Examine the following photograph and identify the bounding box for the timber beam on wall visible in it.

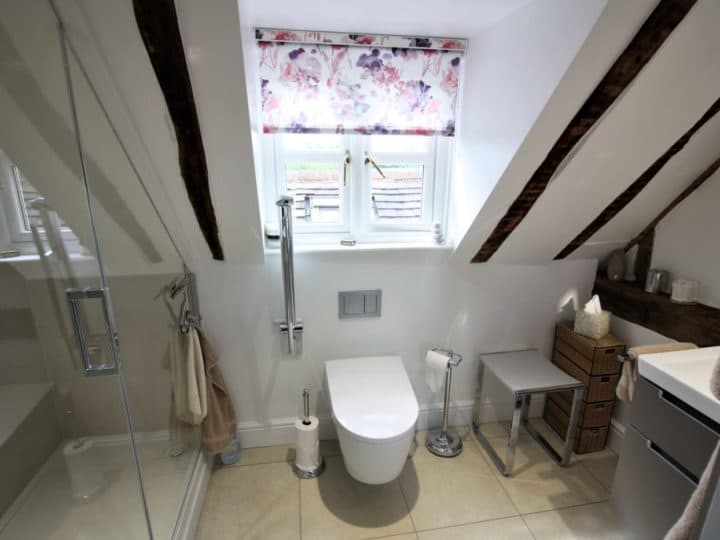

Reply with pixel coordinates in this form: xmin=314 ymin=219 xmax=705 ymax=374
xmin=133 ymin=0 xmax=224 ymax=260
xmin=472 ymin=0 xmax=697 ymax=263
xmin=555 ymin=99 xmax=720 ymax=259
xmin=593 ymin=276 xmax=720 ymax=347
xmin=624 ymin=156 xmax=720 ymax=252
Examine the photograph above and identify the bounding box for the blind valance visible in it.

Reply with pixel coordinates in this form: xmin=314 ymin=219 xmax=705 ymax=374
xmin=256 ymin=28 xmax=466 ymax=136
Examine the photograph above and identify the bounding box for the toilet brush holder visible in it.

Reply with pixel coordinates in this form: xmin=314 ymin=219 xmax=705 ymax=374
xmin=426 ymin=349 xmax=464 ymax=457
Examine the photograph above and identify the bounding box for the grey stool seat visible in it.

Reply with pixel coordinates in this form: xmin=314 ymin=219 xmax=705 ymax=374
xmin=473 ymin=349 xmax=584 ymax=476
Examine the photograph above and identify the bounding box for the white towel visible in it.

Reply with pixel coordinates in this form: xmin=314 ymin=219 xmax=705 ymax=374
xmin=425 ymin=350 xmax=449 ymax=393
xmin=170 ymin=328 xmax=208 ymax=425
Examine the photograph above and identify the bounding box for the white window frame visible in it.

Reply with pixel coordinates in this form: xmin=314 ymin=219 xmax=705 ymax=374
xmin=0 ymin=159 xmax=79 ymax=253
xmin=262 ymin=134 xmax=451 ymax=245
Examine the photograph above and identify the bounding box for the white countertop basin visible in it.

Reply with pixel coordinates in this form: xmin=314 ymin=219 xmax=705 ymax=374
xmin=639 ymin=346 xmax=720 ymax=423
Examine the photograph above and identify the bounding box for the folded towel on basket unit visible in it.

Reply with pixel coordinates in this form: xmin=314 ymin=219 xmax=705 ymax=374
xmin=616 ymin=342 xmax=697 ymax=403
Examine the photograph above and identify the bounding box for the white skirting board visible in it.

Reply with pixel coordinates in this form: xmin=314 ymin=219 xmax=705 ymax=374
xmin=235 ymin=396 xmax=546 ymax=449
xmin=172 ymin=451 xmax=212 ymax=540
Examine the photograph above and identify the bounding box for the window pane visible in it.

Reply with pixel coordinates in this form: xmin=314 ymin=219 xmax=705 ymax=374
xmin=286 ymin=163 xmax=341 ymax=225
xmin=371 ymin=163 xmax=424 ymax=224
xmin=370 ymin=135 xmax=427 ymax=154
xmin=281 ymin=134 xmax=342 ymax=152
xmin=13 ymin=166 xmax=71 ymax=232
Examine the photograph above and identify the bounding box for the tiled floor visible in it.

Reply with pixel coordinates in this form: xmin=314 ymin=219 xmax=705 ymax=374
xmin=197 ymin=421 xmax=627 ymax=540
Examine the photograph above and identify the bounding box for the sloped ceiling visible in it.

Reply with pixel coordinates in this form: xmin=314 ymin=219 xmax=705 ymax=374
xmin=57 ymin=0 xmax=719 ymax=270
xmin=462 ymin=0 xmax=720 ymax=265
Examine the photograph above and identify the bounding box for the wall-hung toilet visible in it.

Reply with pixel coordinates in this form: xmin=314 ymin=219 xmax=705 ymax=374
xmin=325 ymin=355 xmax=419 ymax=484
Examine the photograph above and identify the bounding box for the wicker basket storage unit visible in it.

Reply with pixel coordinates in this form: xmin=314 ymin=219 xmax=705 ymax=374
xmin=544 ymin=322 xmax=625 ymax=454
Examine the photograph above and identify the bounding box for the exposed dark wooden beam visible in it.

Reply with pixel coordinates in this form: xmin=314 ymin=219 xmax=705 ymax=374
xmin=624 ymin=156 xmax=720 ymax=251
xmin=472 ymin=0 xmax=697 ymax=264
xmin=133 ymin=0 xmax=224 ymax=260
xmin=632 ymin=228 xmax=654 ymax=284
xmin=593 ymin=276 xmax=720 ymax=347
xmin=555 ymin=98 xmax=720 ymax=259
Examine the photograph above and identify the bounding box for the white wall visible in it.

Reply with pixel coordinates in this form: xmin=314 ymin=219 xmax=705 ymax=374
xmin=197 ymin=250 xmax=596 ymax=446
xmin=0 ymin=265 xmax=47 ymax=385
xmin=652 ymin=169 xmax=720 ymax=308
xmin=451 ymin=0 xmax=607 ymax=245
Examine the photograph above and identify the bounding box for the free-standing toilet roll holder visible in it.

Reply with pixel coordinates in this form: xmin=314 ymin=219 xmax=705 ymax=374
xmin=426 ymin=348 xmax=464 ymax=457
xmin=293 ymin=388 xmax=325 ymax=479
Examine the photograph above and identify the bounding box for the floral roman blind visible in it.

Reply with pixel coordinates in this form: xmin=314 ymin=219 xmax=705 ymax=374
xmin=256 ymin=29 xmax=466 ymax=136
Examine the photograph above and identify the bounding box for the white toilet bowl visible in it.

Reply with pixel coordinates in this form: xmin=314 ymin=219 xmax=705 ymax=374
xmin=325 ymin=355 xmax=418 ymax=484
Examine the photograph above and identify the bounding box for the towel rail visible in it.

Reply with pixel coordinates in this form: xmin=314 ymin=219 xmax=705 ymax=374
xmin=277 ymin=196 xmax=303 ymax=354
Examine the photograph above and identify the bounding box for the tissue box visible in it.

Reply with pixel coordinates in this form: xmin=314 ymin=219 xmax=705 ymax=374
xmin=574 ymin=310 xmax=611 ymax=340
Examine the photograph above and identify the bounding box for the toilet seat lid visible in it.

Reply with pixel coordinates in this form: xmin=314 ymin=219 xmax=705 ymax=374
xmin=325 ymin=356 xmax=419 ymax=441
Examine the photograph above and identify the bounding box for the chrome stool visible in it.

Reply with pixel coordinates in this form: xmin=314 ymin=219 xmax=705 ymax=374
xmin=473 ymin=349 xmax=584 ymax=476
xmin=426 ymin=349 xmax=464 ymax=457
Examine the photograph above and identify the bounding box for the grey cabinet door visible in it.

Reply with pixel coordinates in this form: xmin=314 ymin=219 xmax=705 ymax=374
xmin=613 ymin=425 xmax=696 ymax=540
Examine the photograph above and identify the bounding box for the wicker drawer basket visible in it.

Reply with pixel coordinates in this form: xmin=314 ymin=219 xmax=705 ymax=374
xmin=548 ymin=392 xmax=614 ymax=428
xmin=552 ymin=351 xmax=620 ymax=403
xmin=545 ymin=398 xmax=609 ymax=454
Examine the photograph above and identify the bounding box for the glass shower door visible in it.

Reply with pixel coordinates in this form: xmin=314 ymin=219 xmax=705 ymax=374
xmin=62 ymin=19 xmax=202 ymax=540
xmin=0 ymin=1 xmax=151 ymax=539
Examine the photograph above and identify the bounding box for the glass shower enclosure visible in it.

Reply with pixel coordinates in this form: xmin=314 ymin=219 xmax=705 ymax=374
xmin=0 ymin=1 xmax=205 ymax=538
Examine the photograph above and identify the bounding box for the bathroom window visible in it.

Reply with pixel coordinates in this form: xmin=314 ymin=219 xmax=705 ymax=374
xmin=264 ymin=133 xmax=452 ymax=239
xmin=257 ymin=29 xmax=465 ymax=245
xmin=0 ymin=157 xmax=79 ymax=253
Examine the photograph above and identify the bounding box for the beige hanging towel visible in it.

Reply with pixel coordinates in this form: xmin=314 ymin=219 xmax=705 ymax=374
xmin=198 ymin=330 xmax=237 ymax=455
xmin=170 ymin=328 xmax=208 ymax=425
xmin=616 ymin=342 xmax=697 ymax=403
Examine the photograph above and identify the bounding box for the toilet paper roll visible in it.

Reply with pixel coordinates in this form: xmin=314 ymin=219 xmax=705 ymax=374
xmin=426 ymin=350 xmax=449 ymax=393
xmin=63 ymin=438 xmax=106 ymax=500
xmin=294 ymin=416 xmax=321 ymax=472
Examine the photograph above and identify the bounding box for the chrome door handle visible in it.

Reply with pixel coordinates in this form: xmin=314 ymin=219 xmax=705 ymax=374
xmin=66 ymin=287 xmax=119 ymax=376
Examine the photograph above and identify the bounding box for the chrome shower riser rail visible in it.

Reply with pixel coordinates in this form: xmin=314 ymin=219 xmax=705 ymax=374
xmin=276 ymin=195 xmax=302 ymax=355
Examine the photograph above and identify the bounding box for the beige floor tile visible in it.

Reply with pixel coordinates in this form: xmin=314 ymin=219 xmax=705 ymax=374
xmin=577 ymin=450 xmax=618 ymax=492
xmin=522 ymin=502 xmax=632 ymax=539
xmin=478 ymin=438 xmax=608 ymax=514
xmin=401 ymin=441 xmax=518 ymax=531
xmin=417 ymin=516 xmax=534 ymax=539
xmin=368 ymin=535 xmax=418 ymax=540
xmin=300 ymin=455 xmax=414 ymax=540
xmin=196 ymin=461 xmax=299 ymax=540
xmin=232 ymin=439 xmax=341 ymax=467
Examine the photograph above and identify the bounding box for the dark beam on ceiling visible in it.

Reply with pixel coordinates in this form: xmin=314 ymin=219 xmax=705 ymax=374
xmin=555 ymin=98 xmax=720 ymax=259
xmin=472 ymin=0 xmax=697 ymax=264
xmin=624 ymin=156 xmax=720 ymax=252
xmin=133 ymin=0 xmax=224 ymax=260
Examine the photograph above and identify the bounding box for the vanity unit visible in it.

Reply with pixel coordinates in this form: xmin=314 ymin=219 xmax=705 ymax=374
xmin=611 ymin=347 xmax=720 ymax=540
